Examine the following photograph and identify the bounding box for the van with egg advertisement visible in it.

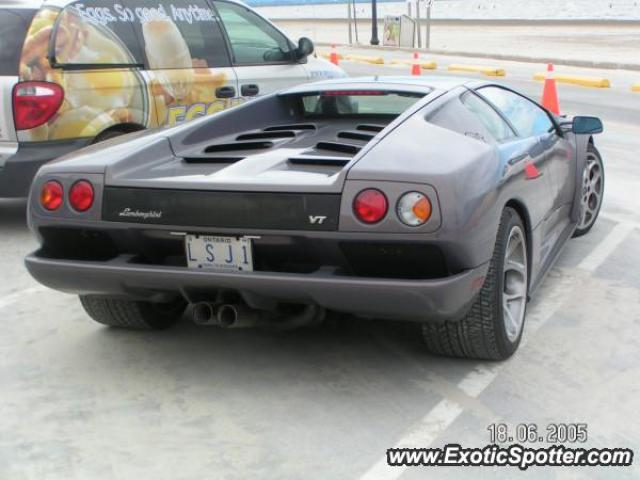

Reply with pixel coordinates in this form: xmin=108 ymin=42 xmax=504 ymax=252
xmin=0 ymin=0 xmax=344 ymax=197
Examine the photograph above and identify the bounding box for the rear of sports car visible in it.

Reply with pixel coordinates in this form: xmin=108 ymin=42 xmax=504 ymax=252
xmin=25 ymin=81 xmax=495 ymax=341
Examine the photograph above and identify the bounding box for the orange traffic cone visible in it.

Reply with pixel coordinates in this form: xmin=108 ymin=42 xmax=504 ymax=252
xmin=541 ymin=63 xmax=560 ymax=115
xmin=411 ymin=52 xmax=421 ymax=76
xmin=329 ymin=44 xmax=339 ymax=66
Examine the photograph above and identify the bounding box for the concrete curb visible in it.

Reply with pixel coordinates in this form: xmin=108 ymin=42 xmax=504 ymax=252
xmin=390 ymin=59 xmax=438 ymax=70
xmin=533 ymin=73 xmax=611 ymax=88
xmin=448 ymin=64 xmax=506 ymax=77
xmin=315 ymin=42 xmax=640 ymax=72
xmin=632 ymin=83 xmax=640 ymax=92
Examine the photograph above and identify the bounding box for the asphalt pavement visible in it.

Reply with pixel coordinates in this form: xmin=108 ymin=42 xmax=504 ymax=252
xmin=1 ymin=62 xmax=639 ymax=480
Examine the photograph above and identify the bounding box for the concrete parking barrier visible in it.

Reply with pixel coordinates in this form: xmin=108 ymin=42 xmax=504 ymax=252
xmin=533 ymin=72 xmax=610 ymax=88
xmin=632 ymin=83 xmax=640 ymax=92
xmin=391 ymin=59 xmax=438 ymax=70
xmin=344 ymin=54 xmax=385 ymax=65
xmin=447 ymin=64 xmax=506 ymax=77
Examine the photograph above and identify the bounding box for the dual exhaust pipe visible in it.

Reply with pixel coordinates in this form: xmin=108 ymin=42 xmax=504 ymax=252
xmin=191 ymin=301 xmax=324 ymax=330
xmin=192 ymin=302 xmax=262 ymax=329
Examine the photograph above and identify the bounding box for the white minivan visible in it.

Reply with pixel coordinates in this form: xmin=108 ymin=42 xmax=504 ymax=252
xmin=0 ymin=0 xmax=344 ymax=197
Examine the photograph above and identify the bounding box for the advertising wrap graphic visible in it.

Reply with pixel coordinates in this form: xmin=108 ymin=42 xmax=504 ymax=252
xmin=18 ymin=2 xmax=235 ymax=142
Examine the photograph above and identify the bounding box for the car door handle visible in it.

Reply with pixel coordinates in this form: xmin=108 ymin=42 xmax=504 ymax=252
xmin=241 ymin=84 xmax=260 ymax=97
xmin=215 ymin=86 xmax=236 ymax=99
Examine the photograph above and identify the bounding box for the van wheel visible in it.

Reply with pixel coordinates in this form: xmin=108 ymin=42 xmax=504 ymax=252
xmin=421 ymin=207 xmax=528 ymax=360
xmin=92 ymin=127 xmax=142 ymax=145
xmin=79 ymin=295 xmax=186 ymax=330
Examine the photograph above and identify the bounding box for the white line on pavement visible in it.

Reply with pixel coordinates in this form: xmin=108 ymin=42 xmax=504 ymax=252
xmin=577 ymin=222 xmax=634 ymax=272
xmin=361 ymin=399 xmax=464 ymax=480
xmin=360 ymin=287 xmax=569 ymax=480
xmin=0 ymin=286 xmax=48 ymax=311
xmin=360 ymin=219 xmax=631 ymax=480
xmin=600 ymin=212 xmax=640 ymax=230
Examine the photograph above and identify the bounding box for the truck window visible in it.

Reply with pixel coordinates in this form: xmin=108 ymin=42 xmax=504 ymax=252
xmin=0 ymin=9 xmax=36 ymax=75
xmin=131 ymin=0 xmax=230 ymax=69
xmin=214 ymin=1 xmax=293 ymax=65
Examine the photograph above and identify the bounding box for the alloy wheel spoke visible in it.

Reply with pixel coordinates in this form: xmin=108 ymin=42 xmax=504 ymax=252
xmin=504 ymin=290 xmax=524 ymax=303
xmin=502 ymin=226 xmax=527 ymax=342
xmin=505 ymin=258 xmax=526 ymax=275
xmin=503 ymin=305 xmax=519 ymax=337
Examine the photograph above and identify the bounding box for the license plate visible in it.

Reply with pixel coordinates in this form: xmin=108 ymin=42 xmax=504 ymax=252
xmin=185 ymin=235 xmax=253 ymax=272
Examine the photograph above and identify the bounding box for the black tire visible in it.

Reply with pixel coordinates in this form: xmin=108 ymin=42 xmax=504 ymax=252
xmin=422 ymin=207 xmax=528 ymax=360
xmin=91 ymin=129 xmax=127 ymax=145
xmin=572 ymin=144 xmax=604 ymax=238
xmin=79 ymin=295 xmax=186 ymax=330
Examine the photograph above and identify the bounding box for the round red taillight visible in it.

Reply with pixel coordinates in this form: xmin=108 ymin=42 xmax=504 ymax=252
xmin=40 ymin=181 xmax=63 ymax=211
xmin=69 ymin=180 xmax=94 ymax=212
xmin=353 ymin=188 xmax=388 ymax=224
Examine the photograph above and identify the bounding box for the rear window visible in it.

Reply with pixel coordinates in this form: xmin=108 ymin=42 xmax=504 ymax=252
xmin=301 ymin=91 xmax=426 ymax=118
xmin=0 ymin=9 xmax=36 ymax=75
xmin=53 ymin=0 xmax=229 ymax=69
xmin=53 ymin=2 xmax=145 ymax=66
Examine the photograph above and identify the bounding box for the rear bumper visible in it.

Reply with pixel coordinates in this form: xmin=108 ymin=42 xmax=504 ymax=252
xmin=0 ymin=139 xmax=90 ymax=198
xmin=25 ymin=251 xmax=489 ymax=323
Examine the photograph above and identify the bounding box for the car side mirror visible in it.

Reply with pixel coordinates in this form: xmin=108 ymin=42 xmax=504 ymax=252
xmin=295 ymin=37 xmax=314 ymax=60
xmin=572 ymin=116 xmax=603 ymax=135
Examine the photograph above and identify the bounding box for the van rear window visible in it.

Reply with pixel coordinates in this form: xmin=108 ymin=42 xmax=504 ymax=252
xmin=0 ymin=9 xmax=36 ymax=76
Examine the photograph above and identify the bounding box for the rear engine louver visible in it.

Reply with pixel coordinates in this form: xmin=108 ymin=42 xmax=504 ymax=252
xmin=315 ymin=142 xmax=361 ymax=155
xmin=337 ymin=131 xmax=375 ymax=142
xmin=204 ymin=141 xmax=273 ymax=153
xmin=236 ymin=131 xmax=296 ymax=141
xmin=356 ymin=124 xmax=385 ymax=133
xmin=289 ymin=156 xmax=350 ymax=167
xmin=263 ymin=124 xmax=317 ymax=132
xmin=183 ymin=156 xmax=244 ymax=164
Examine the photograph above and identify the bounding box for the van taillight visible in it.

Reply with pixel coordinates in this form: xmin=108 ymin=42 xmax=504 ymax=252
xmin=13 ymin=81 xmax=64 ymax=131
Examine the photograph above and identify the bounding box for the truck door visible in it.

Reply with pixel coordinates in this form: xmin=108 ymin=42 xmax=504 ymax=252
xmin=213 ymin=0 xmax=308 ymax=99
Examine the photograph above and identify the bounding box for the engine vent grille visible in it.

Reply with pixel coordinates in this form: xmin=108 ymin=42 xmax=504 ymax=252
xmin=263 ymin=124 xmax=317 ymax=132
xmin=315 ymin=141 xmax=361 ymax=155
xmin=204 ymin=141 xmax=273 ymax=153
xmin=337 ymin=130 xmax=376 ymax=142
xmin=289 ymin=156 xmax=350 ymax=167
xmin=183 ymin=156 xmax=244 ymax=164
xmin=236 ymin=131 xmax=296 ymax=141
xmin=356 ymin=124 xmax=385 ymax=133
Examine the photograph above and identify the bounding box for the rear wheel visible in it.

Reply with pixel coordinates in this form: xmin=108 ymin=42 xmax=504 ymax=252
xmin=79 ymin=295 xmax=186 ymax=330
xmin=91 ymin=126 xmax=144 ymax=145
xmin=422 ymin=207 xmax=528 ymax=360
xmin=573 ymin=144 xmax=604 ymax=238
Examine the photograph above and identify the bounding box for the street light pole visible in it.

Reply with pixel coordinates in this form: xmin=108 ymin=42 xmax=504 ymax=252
xmin=370 ymin=0 xmax=379 ymax=45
